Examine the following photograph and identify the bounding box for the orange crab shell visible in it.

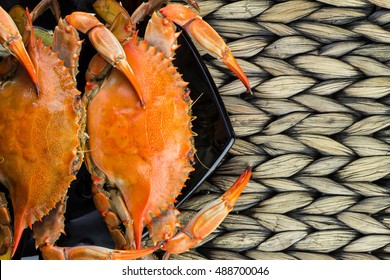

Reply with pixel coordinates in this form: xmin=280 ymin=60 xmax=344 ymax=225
xmin=85 ymin=34 xmax=195 ymax=247
xmin=0 ymin=31 xmax=82 ymax=250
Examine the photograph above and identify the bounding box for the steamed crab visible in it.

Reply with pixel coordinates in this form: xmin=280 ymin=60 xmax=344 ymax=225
xmin=0 ymin=0 xmax=83 ymax=259
xmin=0 ymin=0 xmax=251 ymax=260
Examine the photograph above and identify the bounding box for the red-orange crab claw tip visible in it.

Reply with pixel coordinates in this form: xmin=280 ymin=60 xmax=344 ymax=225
xmin=222 ymin=51 xmax=251 ymax=95
xmin=7 ymin=38 xmax=39 ymax=91
xmin=116 ymin=58 xmax=146 ymax=108
xmin=223 ymin=165 xmax=252 ymax=204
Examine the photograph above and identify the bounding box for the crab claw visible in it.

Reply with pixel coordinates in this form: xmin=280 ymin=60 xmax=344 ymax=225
xmin=160 ymin=4 xmax=252 ymax=94
xmin=0 ymin=6 xmax=39 ymax=94
xmin=161 ymin=166 xmax=252 ymax=256
xmin=89 ymin=26 xmax=145 ymax=108
xmin=65 ymin=12 xmax=145 ymax=108
xmin=40 ymin=244 xmax=159 ymax=260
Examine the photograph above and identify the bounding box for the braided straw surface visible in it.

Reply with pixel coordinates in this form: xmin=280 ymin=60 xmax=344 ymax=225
xmin=169 ymin=0 xmax=390 ymax=260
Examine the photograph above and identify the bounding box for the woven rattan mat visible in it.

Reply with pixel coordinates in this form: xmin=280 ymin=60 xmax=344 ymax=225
xmin=170 ymin=0 xmax=390 ymax=260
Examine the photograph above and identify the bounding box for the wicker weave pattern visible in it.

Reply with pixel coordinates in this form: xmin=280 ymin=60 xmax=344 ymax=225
xmin=169 ymin=0 xmax=390 ymax=260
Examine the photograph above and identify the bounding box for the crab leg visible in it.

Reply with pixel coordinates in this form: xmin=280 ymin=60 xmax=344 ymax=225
xmin=41 ymin=167 xmax=250 ymax=259
xmin=0 ymin=6 xmax=39 ymax=93
xmin=131 ymin=0 xmax=169 ymax=25
xmin=128 ymin=0 xmax=198 ymax=26
xmin=93 ymin=0 xmax=133 ymax=43
xmin=40 ymin=244 xmax=159 ymax=260
xmin=30 ymin=0 xmax=61 ymax=22
xmin=91 ymin=173 xmax=136 ymax=250
xmin=65 ymin=12 xmax=146 ymax=108
xmin=32 ymin=194 xmax=158 ymax=260
xmin=161 ymin=166 xmax=251 ymax=257
xmin=145 ymin=12 xmax=180 ymax=60
xmin=160 ymin=4 xmax=252 ymax=94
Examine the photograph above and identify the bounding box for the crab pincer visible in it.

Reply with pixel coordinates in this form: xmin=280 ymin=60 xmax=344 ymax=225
xmin=0 ymin=6 xmax=39 ymax=94
xmin=161 ymin=166 xmax=252 ymax=258
xmin=159 ymin=4 xmax=252 ymax=94
xmin=65 ymin=12 xmax=146 ymax=108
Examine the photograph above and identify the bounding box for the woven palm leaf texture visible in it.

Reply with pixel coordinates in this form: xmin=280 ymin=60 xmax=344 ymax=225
xmin=170 ymin=0 xmax=390 ymax=260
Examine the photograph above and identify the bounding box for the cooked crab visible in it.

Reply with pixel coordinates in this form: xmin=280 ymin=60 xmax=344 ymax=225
xmin=0 ymin=0 xmax=82 ymax=259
